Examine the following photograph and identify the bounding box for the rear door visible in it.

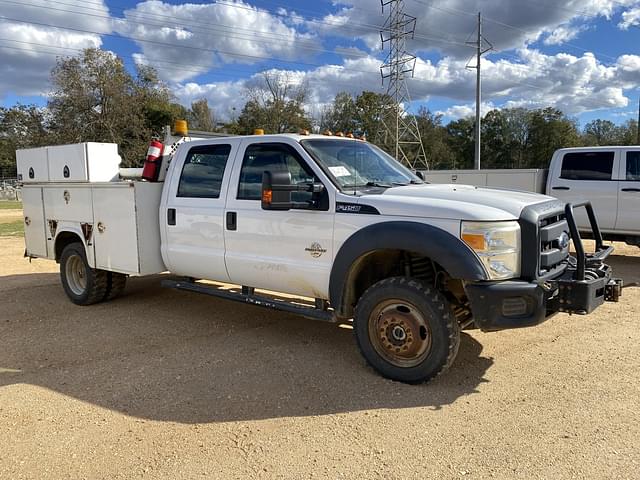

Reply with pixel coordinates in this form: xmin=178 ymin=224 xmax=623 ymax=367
xmin=548 ymin=150 xmax=619 ymax=231
xmin=615 ymin=149 xmax=640 ymax=234
xmin=162 ymin=140 xmax=240 ymax=281
xmin=223 ymin=139 xmax=335 ymax=299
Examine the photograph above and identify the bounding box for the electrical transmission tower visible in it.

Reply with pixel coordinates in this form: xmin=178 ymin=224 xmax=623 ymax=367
xmin=380 ymin=0 xmax=428 ymax=170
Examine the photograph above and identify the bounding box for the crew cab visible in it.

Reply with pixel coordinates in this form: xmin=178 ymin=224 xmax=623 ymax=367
xmin=425 ymin=146 xmax=640 ymax=247
xmin=18 ymin=128 xmax=622 ymax=384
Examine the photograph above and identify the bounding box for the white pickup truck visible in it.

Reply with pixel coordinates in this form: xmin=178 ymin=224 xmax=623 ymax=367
xmin=18 ymin=129 xmax=622 ymax=383
xmin=424 ymin=146 xmax=640 ymax=247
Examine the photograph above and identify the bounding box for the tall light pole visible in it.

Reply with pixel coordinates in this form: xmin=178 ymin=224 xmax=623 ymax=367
xmin=466 ymin=12 xmax=492 ymax=170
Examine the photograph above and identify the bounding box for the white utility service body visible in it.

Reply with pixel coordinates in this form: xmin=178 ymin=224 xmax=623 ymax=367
xmin=18 ymin=133 xmax=622 ymax=384
xmin=423 ymin=146 xmax=640 ymax=244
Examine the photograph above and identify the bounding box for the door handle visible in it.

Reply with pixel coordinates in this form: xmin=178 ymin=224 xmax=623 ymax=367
xmin=167 ymin=208 xmax=176 ymax=226
xmin=621 ymin=188 xmax=640 ymax=192
xmin=226 ymin=211 xmax=237 ymax=231
xmin=552 ymin=186 xmax=570 ymax=191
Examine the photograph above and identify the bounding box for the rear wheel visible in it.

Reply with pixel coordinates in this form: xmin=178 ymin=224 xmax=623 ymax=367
xmin=354 ymin=276 xmax=460 ymax=384
xmin=59 ymin=242 xmax=108 ymax=305
xmin=104 ymin=272 xmax=127 ymax=301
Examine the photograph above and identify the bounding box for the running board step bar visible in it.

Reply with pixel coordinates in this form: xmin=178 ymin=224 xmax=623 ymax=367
xmin=162 ymin=278 xmax=338 ymax=323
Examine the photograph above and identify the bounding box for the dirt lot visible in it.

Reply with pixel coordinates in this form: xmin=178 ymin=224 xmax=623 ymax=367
xmin=1 ymin=209 xmax=639 ymax=479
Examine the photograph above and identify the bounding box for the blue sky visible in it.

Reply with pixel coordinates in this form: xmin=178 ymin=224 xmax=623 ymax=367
xmin=1 ymin=0 xmax=640 ymax=127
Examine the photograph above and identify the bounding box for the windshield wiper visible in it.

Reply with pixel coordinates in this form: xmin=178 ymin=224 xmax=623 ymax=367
xmin=342 ymin=181 xmax=393 ymax=189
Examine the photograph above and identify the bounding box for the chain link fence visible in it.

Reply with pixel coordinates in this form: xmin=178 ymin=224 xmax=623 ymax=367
xmin=0 ymin=177 xmax=21 ymax=201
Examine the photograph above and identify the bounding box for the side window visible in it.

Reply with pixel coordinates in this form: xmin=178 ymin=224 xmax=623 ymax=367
xmin=560 ymin=152 xmax=615 ymax=181
xmin=237 ymin=143 xmax=316 ymax=202
xmin=177 ymin=144 xmax=232 ymax=198
xmin=626 ymin=151 xmax=640 ymax=181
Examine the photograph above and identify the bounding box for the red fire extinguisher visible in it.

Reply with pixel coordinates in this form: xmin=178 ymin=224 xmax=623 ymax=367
xmin=142 ymin=140 xmax=164 ymax=182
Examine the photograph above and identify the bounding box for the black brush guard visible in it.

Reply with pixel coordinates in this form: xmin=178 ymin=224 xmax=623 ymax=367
xmin=548 ymin=201 xmax=622 ymax=315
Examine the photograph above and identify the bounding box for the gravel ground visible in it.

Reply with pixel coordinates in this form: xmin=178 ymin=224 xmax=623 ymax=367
xmin=0 ymin=230 xmax=639 ymax=479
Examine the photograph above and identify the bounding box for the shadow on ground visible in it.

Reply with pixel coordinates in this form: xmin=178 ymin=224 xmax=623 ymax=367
xmin=0 ymin=273 xmax=493 ymax=423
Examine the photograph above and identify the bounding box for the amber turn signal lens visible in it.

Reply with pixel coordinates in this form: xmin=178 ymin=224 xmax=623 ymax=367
xmin=462 ymin=233 xmax=486 ymax=251
xmin=262 ymin=189 xmax=272 ymax=204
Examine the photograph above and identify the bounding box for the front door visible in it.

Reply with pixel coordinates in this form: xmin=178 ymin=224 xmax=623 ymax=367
xmin=224 ymin=140 xmax=335 ymax=299
xmin=163 ymin=140 xmax=239 ymax=281
xmin=616 ymin=149 xmax=640 ymax=234
xmin=549 ymin=150 xmax=619 ymax=231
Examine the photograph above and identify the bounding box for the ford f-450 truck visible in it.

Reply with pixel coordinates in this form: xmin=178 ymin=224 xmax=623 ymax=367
xmin=18 ymin=127 xmax=622 ymax=383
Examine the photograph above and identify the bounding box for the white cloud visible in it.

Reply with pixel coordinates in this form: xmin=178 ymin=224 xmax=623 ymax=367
xmin=436 ymin=102 xmax=496 ymax=119
xmin=310 ymin=0 xmax=640 ymax=56
xmin=619 ymin=6 xmax=640 ymax=29
xmin=114 ymin=0 xmax=315 ymax=83
xmin=0 ymin=0 xmax=110 ymax=98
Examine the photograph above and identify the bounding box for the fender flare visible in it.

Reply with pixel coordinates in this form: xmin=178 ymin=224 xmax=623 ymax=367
xmin=329 ymin=221 xmax=488 ymax=314
xmin=53 ymin=224 xmax=95 ymax=269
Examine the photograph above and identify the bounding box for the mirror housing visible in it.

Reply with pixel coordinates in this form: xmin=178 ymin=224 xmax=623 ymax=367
xmin=261 ymin=171 xmax=293 ymax=210
xmin=261 ymin=171 xmax=326 ymax=210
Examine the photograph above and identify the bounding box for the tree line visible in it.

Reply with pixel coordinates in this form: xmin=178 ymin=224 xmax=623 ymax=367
xmin=1 ymin=48 xmax=638 ymax=177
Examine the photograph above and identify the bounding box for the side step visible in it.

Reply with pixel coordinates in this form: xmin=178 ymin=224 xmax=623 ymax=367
xmin=161 ymin=278 xmax=337 ymax=323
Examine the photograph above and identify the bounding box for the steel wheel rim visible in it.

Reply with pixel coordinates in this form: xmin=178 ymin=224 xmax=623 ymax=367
xmin=65 ymin=254 xmax=87 ymax=296
xmin=368 ymin=299 xmax=432 ymax=368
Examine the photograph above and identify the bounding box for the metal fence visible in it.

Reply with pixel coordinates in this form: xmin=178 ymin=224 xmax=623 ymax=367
xmin=0 ymin=177 xmax=21 ymax=201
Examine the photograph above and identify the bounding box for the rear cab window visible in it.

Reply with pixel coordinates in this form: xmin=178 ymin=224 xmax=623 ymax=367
xmin=177 ymin=144 xmax=232 ymax=198
xmin=560 ymin=151 xmax=615 ymax=181
xmin=626 ymin=151 xmax=640 ymax=181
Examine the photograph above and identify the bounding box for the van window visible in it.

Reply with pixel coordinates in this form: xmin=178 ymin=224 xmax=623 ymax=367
xmin=177 ymin=144 xmax=232 ymax=198
xmin=560 ymin=151 xmax=615 ymax=181
xmin=626 ymin=151 xmax=640 ymax=181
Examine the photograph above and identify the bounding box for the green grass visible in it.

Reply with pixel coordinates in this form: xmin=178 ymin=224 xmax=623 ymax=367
xmin=0 ymin=201 xmax=22 ymax=210
xmin=0 ymin=219 xmax=24 ymax=236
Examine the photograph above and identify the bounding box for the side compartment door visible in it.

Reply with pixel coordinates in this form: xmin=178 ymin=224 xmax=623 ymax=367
xmin=162 ymin=140 xmax=239 ymax=281
xmin=21 ymin=186 xmax=48 ymax=257
xmin=224 ymin=140 xmax=335 ymax=299
xmin=547 ymin=150 xmax=619 ymax=231
xmin=616 ymin=149 xmax=640 ymax=234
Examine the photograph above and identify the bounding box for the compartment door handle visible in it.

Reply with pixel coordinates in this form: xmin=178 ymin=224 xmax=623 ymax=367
xmin=621 ymin=188 xmax=640 ymax=192
xmin=167 ymin=208 xmax=176 ymax=226
xmin=552 ymin=186 xmax=570 ymax=191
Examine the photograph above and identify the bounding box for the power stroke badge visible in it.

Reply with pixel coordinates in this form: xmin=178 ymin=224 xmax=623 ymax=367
xmin=305 ymin=242 xmax=327 ymax=258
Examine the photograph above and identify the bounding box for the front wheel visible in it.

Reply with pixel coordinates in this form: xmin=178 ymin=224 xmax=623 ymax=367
xmin=59 ymin=242 xmax=108 ymax=305
xmin=354 ymin=276 xmax=461 ymax=384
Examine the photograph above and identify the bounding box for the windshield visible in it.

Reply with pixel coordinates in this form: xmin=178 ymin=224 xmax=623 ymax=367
xmin=300 ymin=139 xmax=422 ymax=191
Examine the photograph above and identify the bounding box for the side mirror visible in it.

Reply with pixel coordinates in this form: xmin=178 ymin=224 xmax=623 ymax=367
xmin=414 ymin=170 xmax=425 ymax=181
xmin=261 ymin=171 xmax=293 ymax=210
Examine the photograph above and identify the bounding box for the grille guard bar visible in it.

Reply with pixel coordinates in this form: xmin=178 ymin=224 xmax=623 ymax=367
xmin=564 ymin=201 xmax=614 ymax=281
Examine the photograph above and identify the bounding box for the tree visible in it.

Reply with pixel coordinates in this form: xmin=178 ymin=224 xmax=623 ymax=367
xmin=415 ymin=107 xmax=454 ymax=169
xmin=235 ymin=71 xmax=311 ymax=134
xmin=583 ymin=119 xmax=622 ymax=146
xmin=0 ymin=104 xmax=50 ymax=177
xmin=446 ymin=117 xmax=475 ymax=169
xmin=320 ymin=92 xmax=357 ymax=134
xmin=527 ymin=107 xmax=580 ymax=168
xmin=189 ymin=98 xmax=216 ymax=131
xmin=48 ymin=48 xmax=185 ymax=166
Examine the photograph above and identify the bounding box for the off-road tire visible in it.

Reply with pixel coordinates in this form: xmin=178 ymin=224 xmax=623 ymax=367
xmin=59 ymin=242 xmax=108 ymax=305
xmin=354 ymin=276 xmax=461 ymax=384
xmin=104 ymin=272 xmax=127 ymax=301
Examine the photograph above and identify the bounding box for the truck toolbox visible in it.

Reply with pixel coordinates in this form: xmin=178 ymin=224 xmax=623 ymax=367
xmin=16 ymin=147 xmax=49 ymax=183
xmin=16 ymin=142 xmax=121 ymax=184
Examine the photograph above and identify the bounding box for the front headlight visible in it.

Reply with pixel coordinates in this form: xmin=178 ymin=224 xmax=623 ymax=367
xmin=461 ymin=221 xmax=521 ymax=280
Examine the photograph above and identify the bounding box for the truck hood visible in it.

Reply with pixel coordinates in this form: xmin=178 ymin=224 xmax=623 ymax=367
xmin=357 ymin=184 xmax=555 ymax=221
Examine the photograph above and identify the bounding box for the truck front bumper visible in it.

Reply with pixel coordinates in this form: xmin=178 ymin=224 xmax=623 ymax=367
xmin=465 ymin=272 xmax=622 ymax=332
xmin=465 ymin=200 xmax=623 ymax=332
